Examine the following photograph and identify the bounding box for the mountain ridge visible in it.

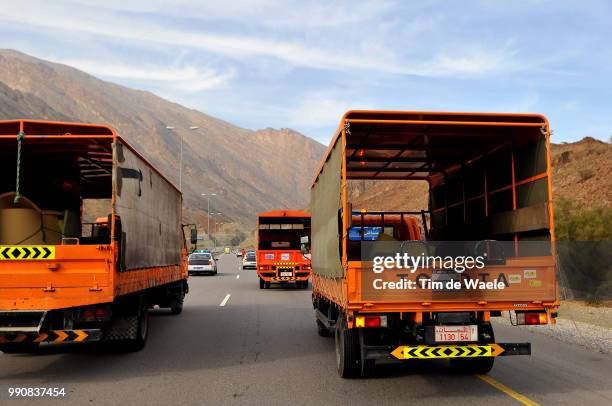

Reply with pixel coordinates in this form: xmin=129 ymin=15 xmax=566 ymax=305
xmin=0 ymin=49 xmax=326 ymax=230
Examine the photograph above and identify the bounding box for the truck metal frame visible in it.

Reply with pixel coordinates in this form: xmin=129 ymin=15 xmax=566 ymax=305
xmin=0 ymin=120 xmax=188 ymax=352
xmin=310 ymin=111 xmax=559 ymax=377
xmin=256 ymin=210 xmax=311 ymax=289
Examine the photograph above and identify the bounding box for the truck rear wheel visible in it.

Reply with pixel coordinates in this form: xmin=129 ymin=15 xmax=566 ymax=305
xmin=449 ymin=356 xmax=494 ymax=374
xmin=450 ymin=323 xmax=495 ymax=374
xmin=170 ymin=302 xmax=183 ymax=315
xmin=123 ymin=308 xmax=149 ymax=352
xmin=170 ymin=282 xmax=185 ymax=314
xmin=259 ymin=277 xmax=265 ymax=289
xmin=335 ymin=318 xmax=361 ymax=378
xmin=105 ymin=302 xmax=149 ymax=352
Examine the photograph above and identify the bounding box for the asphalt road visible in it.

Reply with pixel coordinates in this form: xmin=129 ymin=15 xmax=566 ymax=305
xmin=1 ymin=254 xmax=611 ymax=405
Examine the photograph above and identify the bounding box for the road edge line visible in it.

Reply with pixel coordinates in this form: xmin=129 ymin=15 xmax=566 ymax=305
xmin=476 ymin=374 xmax=540 ymax=406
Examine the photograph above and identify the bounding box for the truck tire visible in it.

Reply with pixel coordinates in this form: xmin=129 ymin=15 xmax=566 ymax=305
xmin=170 ymin=283 xmax=185 ymax=315
xmin=449 ymin=356 xmax=494 ymax=374
xmin=335 ymin=318 xmax=361 ymax=378
xmin=105 ymin=304 xmax=149 ymax=352
xmin=124 ymin=308 xmax=149 ymax=352
xmin=170 ymin=302 xmax=183 ymax=315
xmin=449 ymin=323 xmax=495 ymax=374
xmin=259 ymin=277 xmax=265 ymax=289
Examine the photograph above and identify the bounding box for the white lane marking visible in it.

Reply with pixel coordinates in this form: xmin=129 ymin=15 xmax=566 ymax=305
xmin=236 ymin=274 xmax=240 ymax=279
xmin=220 ymin=294 xmax=231 ymax=307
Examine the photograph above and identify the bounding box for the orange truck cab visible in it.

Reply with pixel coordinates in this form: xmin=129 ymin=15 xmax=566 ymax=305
xmin=0 ymin=120 xmax=188 ymax=353
xmin=256 ymin=210 xmax=311 ymax=289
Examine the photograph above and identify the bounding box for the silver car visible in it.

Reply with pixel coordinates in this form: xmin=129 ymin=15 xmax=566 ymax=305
xmin=188 ymin=253 xmax=217 ymax=275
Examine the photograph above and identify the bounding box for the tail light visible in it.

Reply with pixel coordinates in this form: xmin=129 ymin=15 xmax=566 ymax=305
xmin=516 ymin=311 xmax=548 ymax=325
xmin=76 ymin=306 xmax=108 ymax=322
xmin=355 ymin=315 xmax=388 ymax=328
xmin=82 ymin=309 xmax=94 ymax=320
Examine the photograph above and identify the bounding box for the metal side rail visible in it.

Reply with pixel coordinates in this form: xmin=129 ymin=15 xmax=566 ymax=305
xmin=315 ymin=308 xmax=336 ymax=330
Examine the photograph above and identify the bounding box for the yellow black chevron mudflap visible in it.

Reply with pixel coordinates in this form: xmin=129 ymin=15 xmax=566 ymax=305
xmin=271 ymin=276 xmax=299 ymax=281
xmin=0 ymin=245 xmax=55 ymax=260
xmin=0 ymin=329 xmax=101 ymax=345
xmin=390 ymin=343 xmax=508 ymax=359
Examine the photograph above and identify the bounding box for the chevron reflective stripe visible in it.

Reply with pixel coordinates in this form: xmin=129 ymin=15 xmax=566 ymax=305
xmin=390 ymin=344 xmax=505 ymax=359
xmin=0 ymin=333 xmax=28 ymax=344
xmin=0 ymin=330 xmax=101 ymax=344
xmin=0 ymin=245 xmax=55 ymax=260
xmin=0 ymin=334 xmax=27 ymax=344
xmin=54 ymin=331 xmax=69 ymax=343
xmin=271 ymin=276 xmax=298 ymax=281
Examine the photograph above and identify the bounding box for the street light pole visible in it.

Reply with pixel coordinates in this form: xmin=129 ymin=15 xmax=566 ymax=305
xmin=212 ymin=213 xmax=222 ymax=247
xmin=213 ymin=213 xmax=222 ymax=233
xmin=201 ymin=193 xmax=217 ymax=247
xmin=166 ymin=125 xmax=199 ymax=193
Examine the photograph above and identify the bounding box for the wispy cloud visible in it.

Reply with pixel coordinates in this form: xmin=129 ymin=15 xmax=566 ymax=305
xmin=73 ymin=0 xmax=398 ymax=29
xmin=51 ymin=59 xmax=235 ymax=92
xmin=1 ymin=0 xmax=610 ymax=143
xmin=0 ymin=1 xmax=531 ymax=77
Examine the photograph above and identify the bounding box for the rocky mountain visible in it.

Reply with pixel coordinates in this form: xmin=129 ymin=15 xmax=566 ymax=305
xmin=551 ymin=137 xmax=611 ymax=209
xmin=0 ymin=49 xmax=326 ymax=230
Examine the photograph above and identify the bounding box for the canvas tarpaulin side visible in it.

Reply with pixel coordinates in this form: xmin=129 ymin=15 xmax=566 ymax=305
xmin=311 ymin=140 xmax=343 ymax=277
xmin=113 ymin=142 xmax=181 ymax=270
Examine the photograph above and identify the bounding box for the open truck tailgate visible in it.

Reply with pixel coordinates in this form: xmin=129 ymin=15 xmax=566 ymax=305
xmin=0 ymin=244 xmax=113 ymax=310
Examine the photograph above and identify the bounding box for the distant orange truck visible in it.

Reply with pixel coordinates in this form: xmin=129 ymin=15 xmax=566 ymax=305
xmin=310 ymin=111 xmax=559 ymax=377
xmin=0 ymin=120 xmax=189 ymax=353
xmin=256 ymin=210 xmax=311 ymax=289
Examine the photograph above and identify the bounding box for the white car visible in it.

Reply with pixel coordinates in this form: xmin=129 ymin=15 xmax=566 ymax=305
xmin=188 ymin=252 xmax=217 ymax=275
xmin=242 ymin=251 xmax=257 ymax=270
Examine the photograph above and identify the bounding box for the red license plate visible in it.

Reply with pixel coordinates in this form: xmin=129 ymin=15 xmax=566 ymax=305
xmin=434 ymin=325 xmax=477 ymax=342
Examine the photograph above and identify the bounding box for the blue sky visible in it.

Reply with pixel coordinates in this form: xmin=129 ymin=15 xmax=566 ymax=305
xmin=1 ymin=0 xmax=611 ymax=144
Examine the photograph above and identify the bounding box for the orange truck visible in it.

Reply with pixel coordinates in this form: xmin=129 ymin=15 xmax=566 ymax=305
xmin=310 ymin=111 xmax=559 ymax=377
xmin=256 ymin=210 xmax=311 ymax=289
xmin=0 ymin=120 xmax=189 ymax=353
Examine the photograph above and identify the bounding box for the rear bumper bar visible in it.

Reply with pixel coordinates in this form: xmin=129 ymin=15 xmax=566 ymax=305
xmin=0 ymin=329 xmax=102 ymax=345
xmin=263 ymin=276 xmax=310 ymax=282
xmin=380 ymin=342 xmax=531 ymax=360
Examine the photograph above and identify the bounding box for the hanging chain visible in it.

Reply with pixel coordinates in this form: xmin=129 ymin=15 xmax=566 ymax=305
xmin=14 ymin=130 xmax=25 ymax=204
